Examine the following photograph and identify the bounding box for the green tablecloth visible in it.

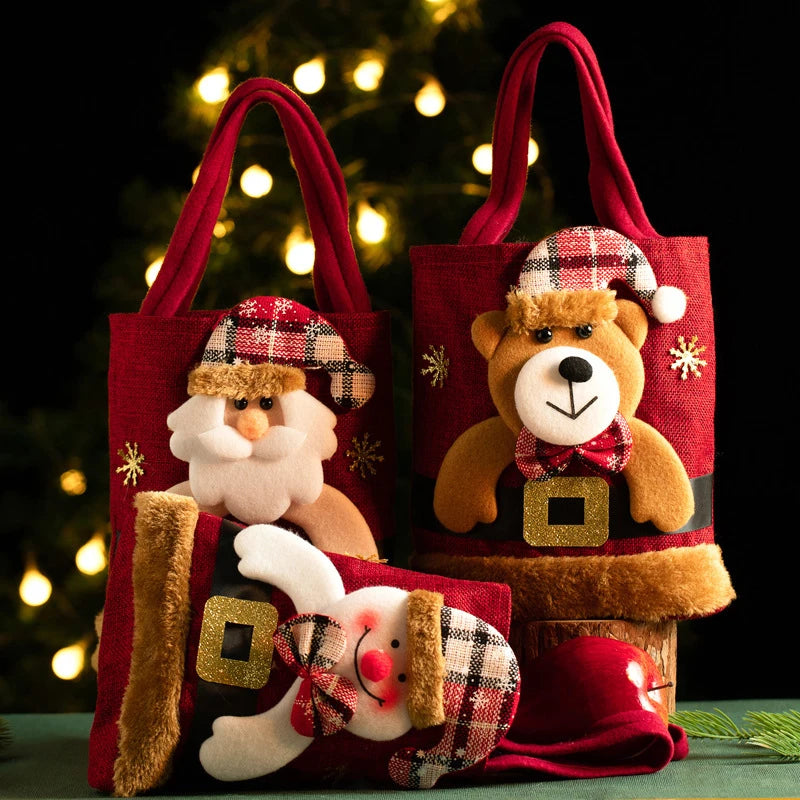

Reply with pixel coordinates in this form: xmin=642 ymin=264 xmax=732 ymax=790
xmin=1 ymin=699 xmax=797 ymax=799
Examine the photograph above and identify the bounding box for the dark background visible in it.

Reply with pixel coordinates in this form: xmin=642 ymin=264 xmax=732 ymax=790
xmin=5 ymin=0 xmax=795 ymax=708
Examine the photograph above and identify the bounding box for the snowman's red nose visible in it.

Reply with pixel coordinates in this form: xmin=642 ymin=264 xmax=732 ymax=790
xmin=360 ymin=649 xmax=393 ymax=682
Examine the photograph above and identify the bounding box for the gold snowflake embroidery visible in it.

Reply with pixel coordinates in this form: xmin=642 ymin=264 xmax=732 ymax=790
xmin=669 ymin=335 xmax=708 ymax=380
xmin=345 ymin=433 xmax=384 ymax=479
xmin=420 ymin=344 xmax=449 ymax=387
xmin=116 ymin=441 xmax=145 ymax=486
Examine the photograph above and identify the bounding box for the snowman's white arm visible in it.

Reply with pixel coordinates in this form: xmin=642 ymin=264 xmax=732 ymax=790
xmin=234 ymin=524 xmax=345 ymax=612
xmin=199 ymin=677 xmax=310 ymax=781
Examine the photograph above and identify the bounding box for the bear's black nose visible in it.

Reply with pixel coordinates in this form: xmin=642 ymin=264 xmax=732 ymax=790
xmin=558 ymin=356 xmax=593 ymax=383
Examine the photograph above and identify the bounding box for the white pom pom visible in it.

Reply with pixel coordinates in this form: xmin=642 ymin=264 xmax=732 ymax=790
xmin=651 ymin=285 xmax=687 ymax=323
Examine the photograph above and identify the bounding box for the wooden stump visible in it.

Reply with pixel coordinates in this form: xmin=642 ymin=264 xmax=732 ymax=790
xmin=509 ymin=619 xmax=678 ymax=712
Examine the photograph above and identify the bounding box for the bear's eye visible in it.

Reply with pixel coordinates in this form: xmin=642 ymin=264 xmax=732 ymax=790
xmin=233 ymin=398 xmax=248 ymax=410
xmin=259 ymin=397 xmax=273 ymax=410
xmin=397 ymin=673 xmax=406 ymax=682
xmin=390 ymin=639 xmax=400 ymax=649
xmin=534 ymin=327 xmax=553 ymax=343
xmin=575 ymin=324 xmax=593 ymax=339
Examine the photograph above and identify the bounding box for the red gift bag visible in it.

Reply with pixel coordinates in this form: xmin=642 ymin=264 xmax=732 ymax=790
xmin=105 ymin=77 xmax=397 ymax=561
xmin=88 ymin=494 xmax=520 ymax=794
xmin=410 ymin=23 xmax=735 ymax=624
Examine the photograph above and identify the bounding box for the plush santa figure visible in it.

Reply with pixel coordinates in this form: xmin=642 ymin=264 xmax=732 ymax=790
xmin=197 ymin=523 xmax=521 ymax=789
xmin=166 ymin=296 xmax=379 ymax=559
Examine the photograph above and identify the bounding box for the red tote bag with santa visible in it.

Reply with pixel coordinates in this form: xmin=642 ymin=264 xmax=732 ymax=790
xmin=105 ymin=77 xmax=396 ymax=563
xmin=410 ymin=24 xmax=735 ymax=629
xmin=92 ymin=78 xmax=400 ymax=782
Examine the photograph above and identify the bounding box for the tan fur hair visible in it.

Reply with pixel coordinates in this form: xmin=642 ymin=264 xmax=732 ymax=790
xmin=412 ymin=544 xmax=735 ymax=623
xmin=113 ymin=492 xmax=199 ymax=797
xmin=505 ymin=288 xmax=618 ymax=333
xmin=405 ymin=590 xmax=446 ymax=729
xmin=188 ymin=362 xmax=306 ymax=398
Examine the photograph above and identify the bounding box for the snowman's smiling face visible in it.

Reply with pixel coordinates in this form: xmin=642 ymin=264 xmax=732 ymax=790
xmin=329 ymin=586 xmax=412 ymax=741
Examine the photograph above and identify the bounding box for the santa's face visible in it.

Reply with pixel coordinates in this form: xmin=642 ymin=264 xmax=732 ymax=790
xmin=167 ymin=390 xmax=338 ymax=523
xmin=328 ymin=586 xmax=413 ymax=741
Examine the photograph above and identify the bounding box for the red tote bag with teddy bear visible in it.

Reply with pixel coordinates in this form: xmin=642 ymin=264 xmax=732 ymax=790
xmin=410 ymin=23 xmax=735 ymax=627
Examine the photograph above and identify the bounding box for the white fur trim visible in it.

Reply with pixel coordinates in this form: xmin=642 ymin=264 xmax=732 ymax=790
xmin=650 ymin=285 xmax=687 ymax=323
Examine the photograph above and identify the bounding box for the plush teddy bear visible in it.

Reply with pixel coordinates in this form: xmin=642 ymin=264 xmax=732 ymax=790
xmin=434 ymin=226 xmax=693 ymax=540
xmin=425 ymin=226 xmax=734 ymax=623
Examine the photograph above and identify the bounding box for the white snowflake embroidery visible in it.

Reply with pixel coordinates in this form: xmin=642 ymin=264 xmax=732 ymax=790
xmin=237 ymin=299 xmax=260 ymax=316
xmin=469 ymin=693 xmax=488 ymax=709
xmin=116 ymin=442 xmax=145 ymax=487
xmin=455 ymin=747 xmax=467 ymax=758
xmin=669 ymin=335 xmax=708 ymax=380
xmin=420 ymin=344 xmax=449 ymax=388
xmin=273 ymin=297 xmax=294 ymax=315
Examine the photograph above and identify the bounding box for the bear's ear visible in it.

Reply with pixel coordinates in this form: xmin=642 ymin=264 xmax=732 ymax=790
xmin=614 ymin=299 xmax=649 ymax=351
xmin=471 ymin=311 xmax=507 ymax=361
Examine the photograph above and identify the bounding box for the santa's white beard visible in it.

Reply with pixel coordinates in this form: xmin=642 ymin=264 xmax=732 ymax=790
xmin=167 ymin=392 xmax=338 ymax=524
xmin=188 ymin=445 xmax=325 ymax=523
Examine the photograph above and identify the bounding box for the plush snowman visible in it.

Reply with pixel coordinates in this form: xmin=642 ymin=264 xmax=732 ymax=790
xmin=198 ymin=524 xmax=521 ymax=789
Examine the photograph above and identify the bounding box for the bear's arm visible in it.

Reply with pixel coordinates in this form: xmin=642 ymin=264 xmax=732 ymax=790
xmin=433 ymin=416 xmax=517 ymax=533
xmin=624 ymin=417 xmax=695 ymax=532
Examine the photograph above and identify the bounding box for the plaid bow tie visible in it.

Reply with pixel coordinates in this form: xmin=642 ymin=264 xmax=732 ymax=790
xmin=515 ymin=412 xmax=633 ymax=482
xmin=273 ymin=613 xmax=358 ymax=738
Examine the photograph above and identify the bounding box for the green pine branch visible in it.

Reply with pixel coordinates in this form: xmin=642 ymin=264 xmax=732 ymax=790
xmin=670 ymin=708 xmax=800 ymax=762
xmin=0 ymin=716 xmax=11 ymax=752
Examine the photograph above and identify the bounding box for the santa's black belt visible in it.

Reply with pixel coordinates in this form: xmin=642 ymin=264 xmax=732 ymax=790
xmin=412 ymin=473 xmax=713 ymax=541
xmin=177 ymin=517 xmax=274 ymax=787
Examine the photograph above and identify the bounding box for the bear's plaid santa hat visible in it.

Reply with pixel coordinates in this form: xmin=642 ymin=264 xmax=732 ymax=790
xmin=505 ymin=226 xmax=687 ymax=332
xmin=187 ymin=296 xmax=375 ymax=409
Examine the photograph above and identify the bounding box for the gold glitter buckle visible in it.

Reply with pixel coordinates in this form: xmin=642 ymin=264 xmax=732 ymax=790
xmin=522 ymin=476 xmax=609 ymax=547
xmin=196 ymin=595 xmax=278 ymax=689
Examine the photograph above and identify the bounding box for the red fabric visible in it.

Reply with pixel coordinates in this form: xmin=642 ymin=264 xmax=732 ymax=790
xmin=88 ymin=510 xmax=513 ymax=791
xmin=410 ymin=22 xmax=717 ymax=574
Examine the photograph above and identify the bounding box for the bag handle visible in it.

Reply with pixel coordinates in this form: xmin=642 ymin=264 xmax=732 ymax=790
xmin=460 ymin=21 xmax=659 ymax=245
xmin=140 ymin=78 xmax=371 ymax=316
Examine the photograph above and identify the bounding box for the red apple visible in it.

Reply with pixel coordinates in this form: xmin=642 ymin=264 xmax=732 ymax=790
xmin=512 ymin=635 xmax=671 ymax=742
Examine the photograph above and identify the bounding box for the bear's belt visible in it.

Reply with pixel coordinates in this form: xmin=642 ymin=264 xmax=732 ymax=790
xmin=412 ymin=473 xmax=713 ymax=542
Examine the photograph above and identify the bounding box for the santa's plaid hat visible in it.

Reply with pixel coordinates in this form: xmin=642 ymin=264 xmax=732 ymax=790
xmin=188 ymin=296 xmax=375 ymax=409
xmin=506 ymin=226 xmax=686 ymax=332
xmin=390 ymin=590 xmax=520 ymax=789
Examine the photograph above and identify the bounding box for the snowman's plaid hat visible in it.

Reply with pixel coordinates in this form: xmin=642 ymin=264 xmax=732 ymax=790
xmin=505 ymin=226 xmax=686 ymax=332
xmin=188 ymin=296 xmax=375 ymax=409
xmin=395 ymin=590 xmax=520 ymax=789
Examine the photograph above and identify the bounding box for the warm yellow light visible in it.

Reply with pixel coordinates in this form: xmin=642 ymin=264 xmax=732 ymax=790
xmin=472 ymin=143 xmax=493 ymax=175
xmin=60 ymin=469 xmax=86 ymax=496
xmin=197 ymin=67 xmax=230 ymax=104
xmin=19 ymin=567 xmax=52 ymax=607
xmin=353 ymin=58 xmax=384 ymax=91
xmin=528 ymin=137 xmax=540 ymax=166
xmin=145 ymin=258 xmax=164 ymax=287
xmin=431 ymin=1 xmax=457 ymax=23
xmin=192 ymin=165 xmax=201 ymax=184
xmin=285 ymin=227 xmax=315 ymax=275
xmin=76 ymin=533 xmax=107 ymax=576
xmin=240 ymin=164 xmax=273 ymax=198
xmin=293 ymin=58 xmax=326 ymax=94
xmin=52 ymin=643 xmax=85 ymax=681
xmin=213 ymin=221 xmax=228 ymax=238
xmin=356 ymin=202 xmax=388 ymax=244
xmin=414 ymin=79 xmax=446 ymax=117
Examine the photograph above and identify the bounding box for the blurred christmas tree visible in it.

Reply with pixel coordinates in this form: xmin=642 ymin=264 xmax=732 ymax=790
xmin=1 ymin=0 xmax=569 ymax=713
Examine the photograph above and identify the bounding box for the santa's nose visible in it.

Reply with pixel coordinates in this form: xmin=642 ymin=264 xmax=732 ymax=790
xmin=236 ymin=407 xmax=270 ymax=441
xmin=360 ymin=649 xmax=393 ymax=682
